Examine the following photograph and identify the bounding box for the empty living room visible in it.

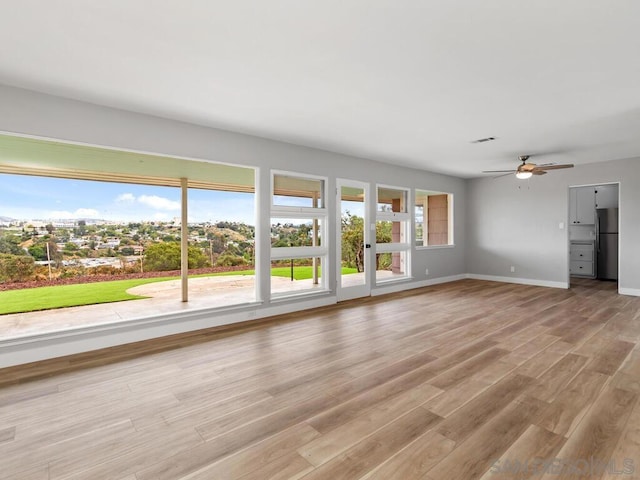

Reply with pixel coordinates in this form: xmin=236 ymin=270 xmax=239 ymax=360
xmin=1 ymin=2 xmax=639 ymax=479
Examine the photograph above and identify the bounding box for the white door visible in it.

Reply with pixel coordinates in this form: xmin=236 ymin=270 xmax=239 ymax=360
xmin=337 ymin=179 xmax=371 ymax=301
xmin=595 ymin=184 xmax=619 ymax=209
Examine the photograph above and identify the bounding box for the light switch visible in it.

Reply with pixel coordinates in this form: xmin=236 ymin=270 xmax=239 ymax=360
xmin=559 ymin=222 xmax=565 ymax=229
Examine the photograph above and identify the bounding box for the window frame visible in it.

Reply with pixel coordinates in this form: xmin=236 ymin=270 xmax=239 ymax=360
xmin=271 ymin=171 xmax=326 ymax=210
xmin=0 ymin=162 xmax=260 ymax=336
xmin=270 ymin=170 xmax=329 ymax=296
xmin=375 ymin=184 xmax=411 ymax=283
xmin=414 ymin=189 xmax=455 ymax=249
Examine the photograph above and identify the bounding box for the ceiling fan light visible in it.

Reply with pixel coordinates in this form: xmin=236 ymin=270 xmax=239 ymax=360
xmin=515 ymin=171 xmax=533 ymax=180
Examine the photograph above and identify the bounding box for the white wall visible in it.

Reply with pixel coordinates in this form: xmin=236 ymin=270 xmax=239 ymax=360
xmin=466 ymin=158 xmax=640 ymax=294
xmin=0 ymin=85 xmax=466 ymax=366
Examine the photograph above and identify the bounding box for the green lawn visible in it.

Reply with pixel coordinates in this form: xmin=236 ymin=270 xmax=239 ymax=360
xmin=0 ymin=267 xmax=359 ymax=315
xmin=208 ymin=266 xmax=357 ymax=281
xmin=0 ymin=276 xmax=173 ymax=315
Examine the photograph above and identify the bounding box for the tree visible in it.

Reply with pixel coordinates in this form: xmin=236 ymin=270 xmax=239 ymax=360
xmin=143 ymin=242 xmax=180 ymax=271
xmin=63 ymin=242 xmax=79 ymax=256
xmin=74 ymin=220 xmax=87 ymax=236
xmin=341 ymin=213 xmax=365 ymax=272
xmin=0 ymin=253 xmax=35 ymax=282
xmin=215 ymin=250 xmax=247 ymax=267
xmin=0 ymin=234 xmax=23 ymax=255
xmin=143 ymin=242 xmax=210 ymax=271
xmin=340 ymin=213 xmax=393 ymax=271
xmin=28 ymin=238 xmax=61 ymax=264
xmin=187 ymin=245 xmax=210 ymax=269
xmin=375 ymin=221 xmax=392 ymax=270
xmin=209 ymin=234 xmax=226 ymax=254
xmin=57 ymin=230 xmax=70 ymax=242
xmin=28 ymin=244 xmax=46 ymax=261
xmin=45 ymin=223 xmax=55 ymax=235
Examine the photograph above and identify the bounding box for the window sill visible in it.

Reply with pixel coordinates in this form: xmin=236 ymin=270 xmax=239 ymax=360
xmin=270 ymin=289 xmax=332 ymax=303
xmin=375 ymin=276 xmax=413 ymax=286
xmin=415 ymin=244 xmax=455 ymax=250
xmin=0 ymin=300 xmax=266 ymax=346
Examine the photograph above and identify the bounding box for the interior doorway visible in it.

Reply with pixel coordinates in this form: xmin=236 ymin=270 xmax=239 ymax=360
xmin=568 ymin=183 xmax=620 ymax=291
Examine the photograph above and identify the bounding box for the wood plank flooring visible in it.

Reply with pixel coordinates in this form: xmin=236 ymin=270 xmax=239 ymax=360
xmin=1 ymin=278 xmax=640 ymax=479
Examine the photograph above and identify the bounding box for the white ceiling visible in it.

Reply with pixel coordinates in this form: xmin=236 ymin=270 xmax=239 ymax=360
xmin=1 ymin=1 xmax=640 ymax=178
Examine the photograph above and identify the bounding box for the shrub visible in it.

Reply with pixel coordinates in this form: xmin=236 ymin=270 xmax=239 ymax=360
xmin=143 ymin=242 xmax=210 ymax=271
xmin=0 ymin=254 xmax=36 ymax=283
xmin=216 ymin=253 xmax=247 ymax=267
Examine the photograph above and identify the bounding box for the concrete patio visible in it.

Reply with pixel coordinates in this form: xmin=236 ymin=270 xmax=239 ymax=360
xmin=0 ymin=271 xmax=405 ymax=340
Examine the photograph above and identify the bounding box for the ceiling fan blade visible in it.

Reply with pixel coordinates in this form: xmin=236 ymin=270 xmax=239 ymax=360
xmin=492 ymin=172 xmax=514 ymax=179
xmin=532 ymin=170 xmax=547 ymax=175
xmin=534 ymin=164 xmax=574 ymax=171
xmin=482 ymin=170 xmax=514 ymax=173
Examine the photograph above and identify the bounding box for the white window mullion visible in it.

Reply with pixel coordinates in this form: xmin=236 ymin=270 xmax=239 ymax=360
xmin=270 ymin=246 xmax=327 ymax=260
xmin=375 ymin=242 xmax=411 ymax=253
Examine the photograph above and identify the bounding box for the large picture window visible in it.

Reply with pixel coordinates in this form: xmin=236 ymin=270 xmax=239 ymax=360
xmin=415 ymin=189 xmax=454 ymax=247
xmin=270 ymin=172 xmax=328 ymax=297
xmin=375 ymin=185 xmax=410 ymax=283
xmin=0 ymin=134 xmax=256 ymax=339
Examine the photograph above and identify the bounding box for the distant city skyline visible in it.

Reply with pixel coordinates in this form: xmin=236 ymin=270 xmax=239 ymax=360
xmin=0 ymin=174 xmax=256 ymax=224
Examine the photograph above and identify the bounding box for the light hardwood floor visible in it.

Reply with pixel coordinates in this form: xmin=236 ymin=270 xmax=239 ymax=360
xmin=1 ymin=278 xmax=639 ymax=480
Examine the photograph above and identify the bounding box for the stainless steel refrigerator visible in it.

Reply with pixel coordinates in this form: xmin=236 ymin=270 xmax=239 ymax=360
xmin=597 ymin=208 xmax=619 ymax=280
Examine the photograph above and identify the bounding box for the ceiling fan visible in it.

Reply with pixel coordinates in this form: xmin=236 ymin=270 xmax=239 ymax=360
xmin=483 ymin=155 xmax=574 ymax=179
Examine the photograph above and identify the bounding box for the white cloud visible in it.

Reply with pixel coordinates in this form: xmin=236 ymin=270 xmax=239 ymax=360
xmin=153 ymin=212 xmax=169 ymax=220
xmin=114 ymin=193 xmax=179 ymax=213
xmin=138 ymin=195 xmax=180 ymax=211
xmin=48 ymin=208 xmax=100 ymax=219
xmin=116 ymin=193 xmax=136 ymax=203
xmin=75 ymin=208 xmax=99 ymax=217
xmin=49 ymin=210 xmax=73 ymax=218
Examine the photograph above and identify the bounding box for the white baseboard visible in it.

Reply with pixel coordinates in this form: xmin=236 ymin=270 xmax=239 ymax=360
xmin=372 ymin=274 xmax=467 ymax=296
xmin=619 ymin=287 xmax=640 ymax=297
xmin=466 ymin=273 xmax=569 ymax=289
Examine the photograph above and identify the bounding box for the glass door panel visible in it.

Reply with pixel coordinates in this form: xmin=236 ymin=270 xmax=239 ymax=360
xmin=337 ymin=179 xmax=370 ymax=300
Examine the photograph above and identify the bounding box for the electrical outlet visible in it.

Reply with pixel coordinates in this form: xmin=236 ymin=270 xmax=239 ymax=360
xmin=425 ymin=268 xmax=429 ymax=276
xmin=510 ymin=266 xmax=515 ymax=273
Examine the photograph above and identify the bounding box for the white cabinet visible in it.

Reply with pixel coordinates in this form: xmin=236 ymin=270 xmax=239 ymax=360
xmin=570 ymin=241 xmax=595 ymax=277
xmin=570 ymin=260 xmax=594 ymax=277
xmin=595 ymin=184 xmax=618 ymax=209
xmin=569 ymin=187 xmax=595 ymax=225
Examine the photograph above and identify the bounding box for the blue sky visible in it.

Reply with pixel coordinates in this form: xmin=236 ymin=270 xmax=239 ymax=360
xmin=0 ymin=174 xmax=256 ymax=224
xmin=341 ymin=200 xmax=365 ymax=218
